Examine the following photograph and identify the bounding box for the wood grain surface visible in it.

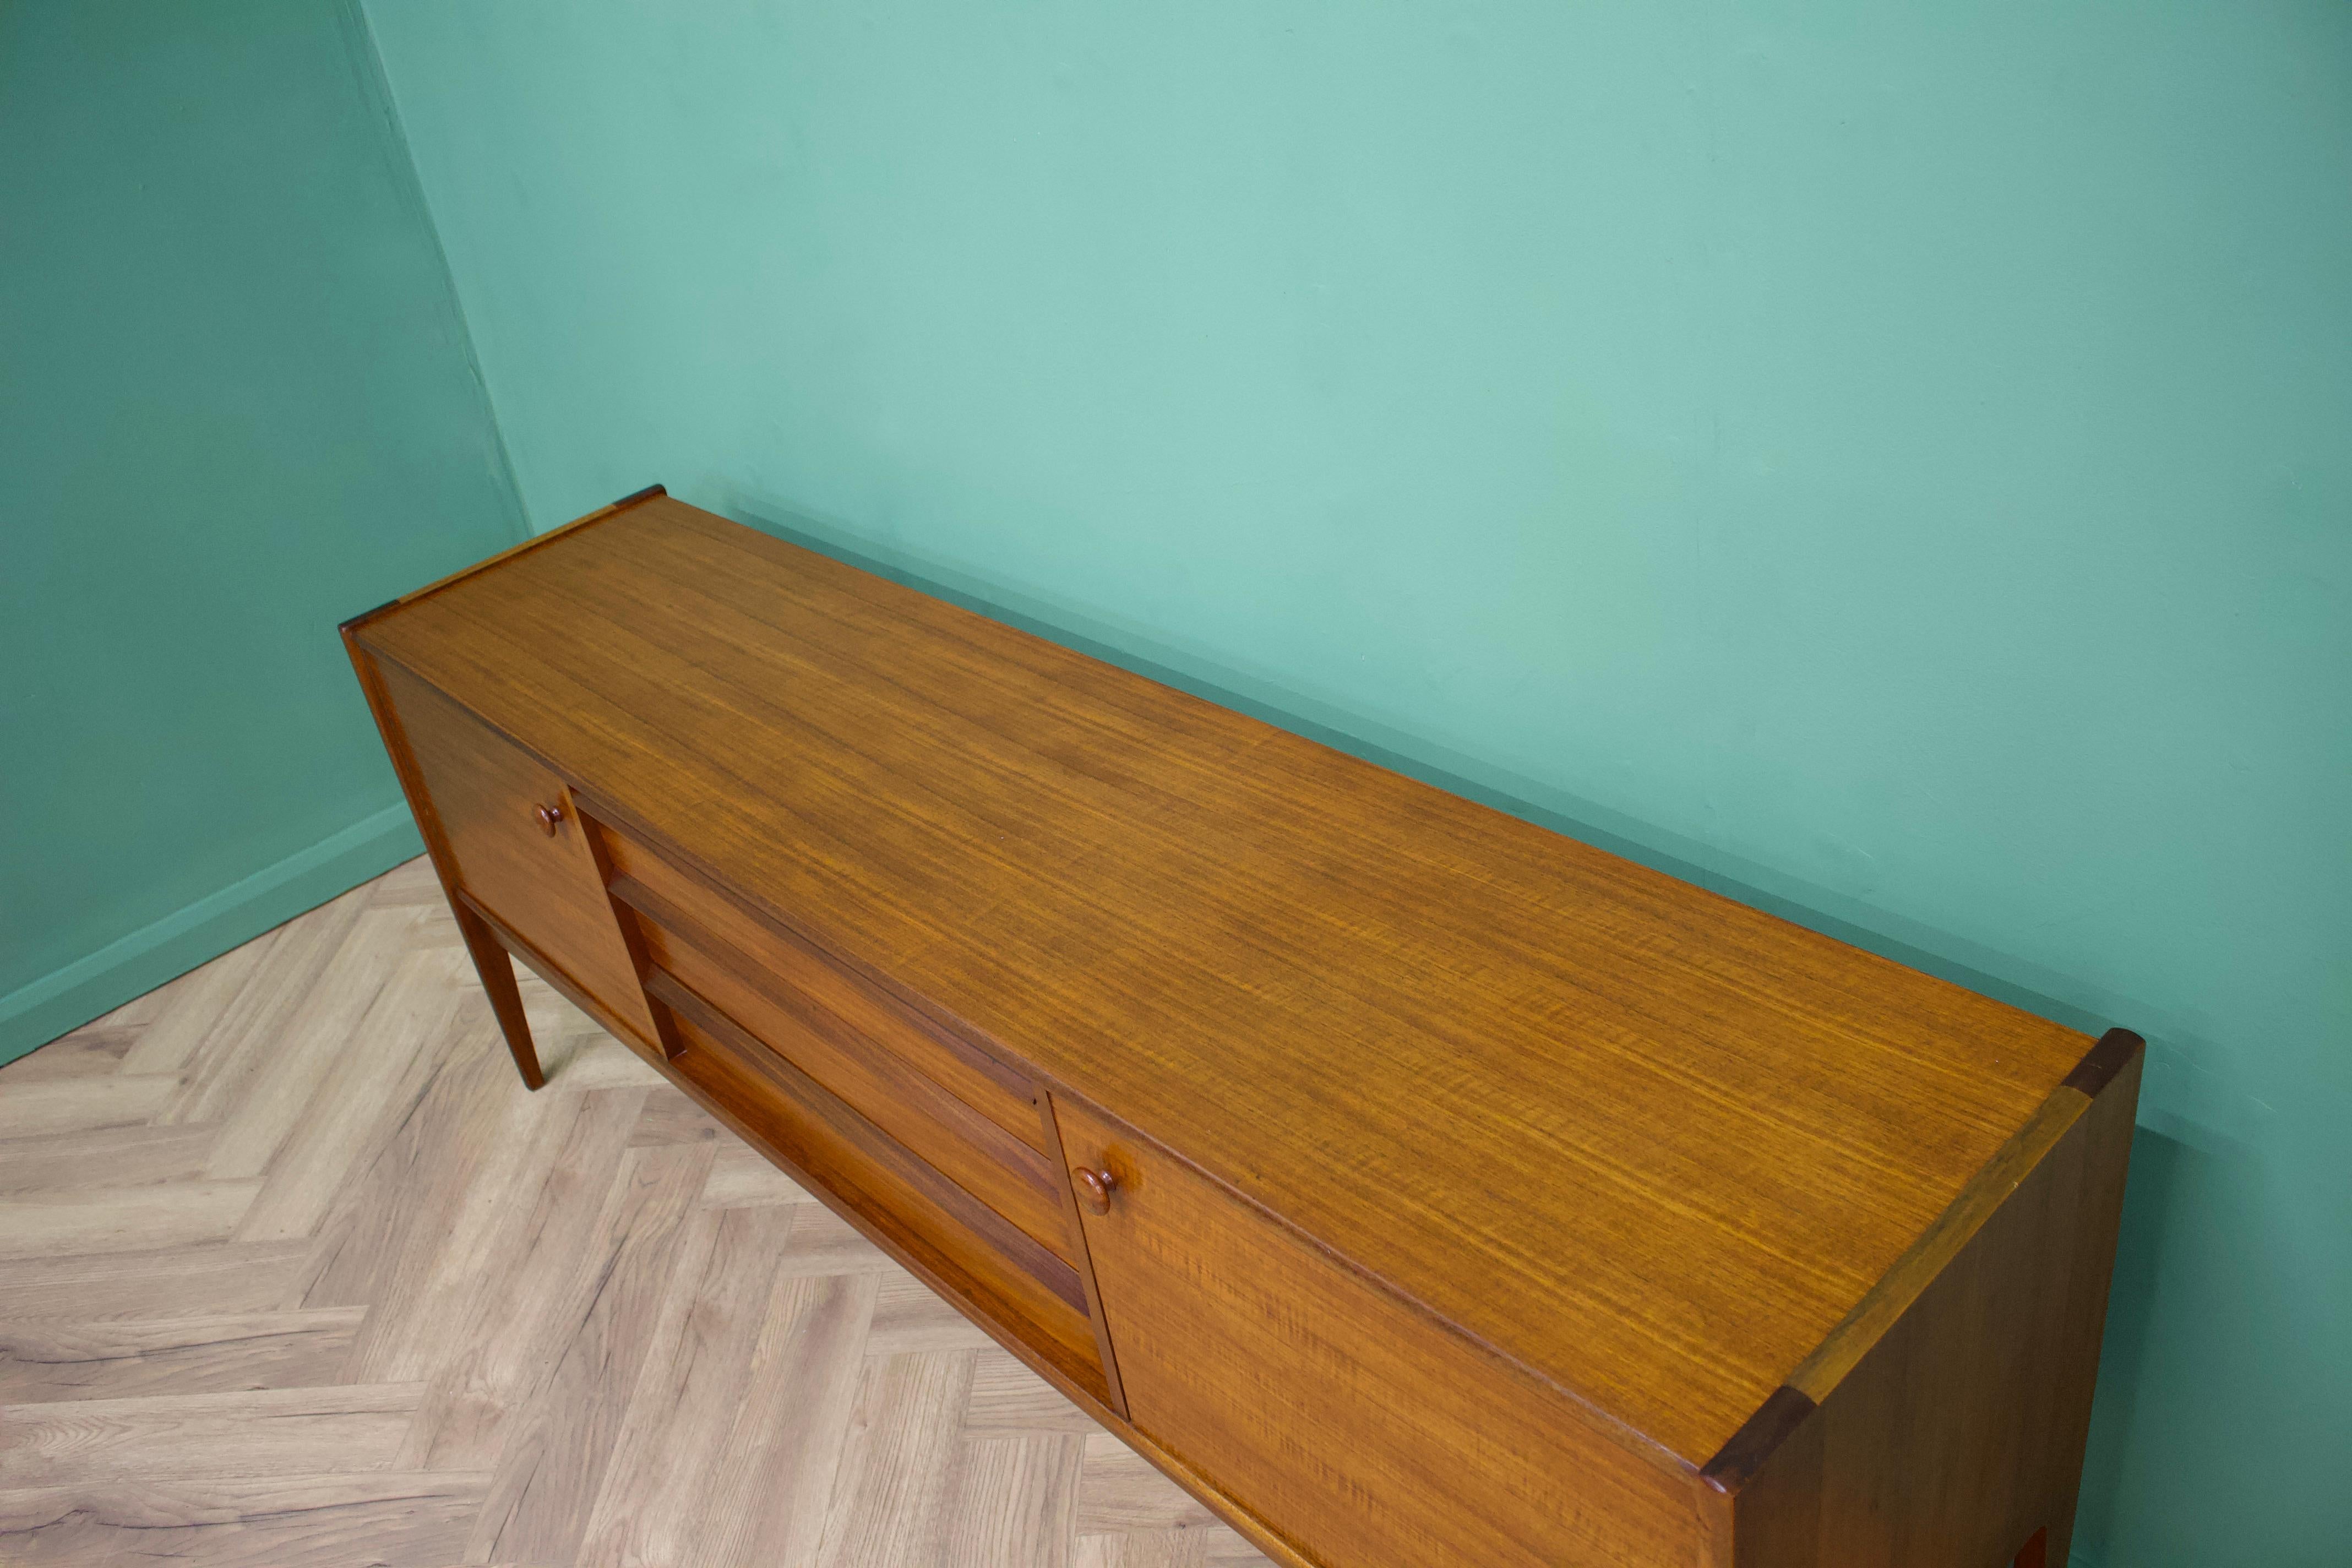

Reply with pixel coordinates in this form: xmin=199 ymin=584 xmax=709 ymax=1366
xmin=356 ymin=493 xmax=2098 ymax=1464
xmin=603 ymin=825 xmax=1046 ymax=1150
xmin=617 ymin=876 xmax=1071 ymax=1261
xmin=1719 ymin=1048 xmax=2142 ymax=1568
xmin=1054 ymin=1095 xmax=1701 ymax=1568
xmin=373 ymin=659 xmax=659 ymax=1051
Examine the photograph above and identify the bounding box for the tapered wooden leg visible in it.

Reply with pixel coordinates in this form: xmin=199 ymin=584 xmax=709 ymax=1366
xmin=2013 ymin=1526 xmax=2050 ymax=1568
xmin=452 ymin=899 xmax=544 ymax=1090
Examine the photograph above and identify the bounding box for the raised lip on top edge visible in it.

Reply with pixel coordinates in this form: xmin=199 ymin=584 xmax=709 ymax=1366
xmin=1698 ymin=1027 xmax=2146 ymax=1495
xmin=339 ymin=482 xmax=668 ymax=634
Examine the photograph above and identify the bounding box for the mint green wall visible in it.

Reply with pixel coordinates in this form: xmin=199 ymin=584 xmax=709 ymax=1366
xmin=363 ymin=3 xmax=2349 ymax=1560
xmin=0 ymin=1 xmax=525 ymax=1061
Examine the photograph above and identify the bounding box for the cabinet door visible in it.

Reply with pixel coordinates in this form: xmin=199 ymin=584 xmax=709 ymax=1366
xmin=1052 ymin=1095 xmax=1700 ymax=1568
xmin=377 ymin=658 xmax=658 ymax=1048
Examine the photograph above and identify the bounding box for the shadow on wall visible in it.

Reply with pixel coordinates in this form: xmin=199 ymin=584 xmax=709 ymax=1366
xmin=2077 ymin=1119 xmax=2331 ymax=1562
xmin=717 ymin=487 xmax=2335 ymax=1568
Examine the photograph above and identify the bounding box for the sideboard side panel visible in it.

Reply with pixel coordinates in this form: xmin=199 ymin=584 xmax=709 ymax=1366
xmin=1732 ymin=1053 xmax=2142 ymax=1567
xmin=1054 ymin=1095 xmax=1702 ymax=1568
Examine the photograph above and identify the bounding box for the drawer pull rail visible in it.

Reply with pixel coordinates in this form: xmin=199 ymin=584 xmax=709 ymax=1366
xmin=645 ymin=965 xmax=1090 ymax=1317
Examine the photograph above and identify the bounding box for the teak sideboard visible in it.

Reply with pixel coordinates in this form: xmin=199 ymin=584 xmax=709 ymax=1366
xmin=345 ymin=486 xmax=2141 ymax=1568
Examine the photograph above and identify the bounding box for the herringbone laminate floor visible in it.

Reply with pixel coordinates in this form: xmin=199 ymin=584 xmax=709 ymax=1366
xmin=0 ymin=857 xmax=1277 ymax=1567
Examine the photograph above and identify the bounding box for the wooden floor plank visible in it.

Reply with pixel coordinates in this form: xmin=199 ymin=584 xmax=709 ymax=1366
xmin=571 ymin=1205 xmax=792 ymax=1568
xmin=525 ymin=1012 xmax=666 ymax=1092
xmin=0 ymin=1029 xmax=135 ymax=1084
xmin=0 ymin=1383 xmax=423 ymax=1487
xmin=162 ymin=887 xmax=375 ymax=1131
xmin=0 ymin=1308 xmax=366 ymax=1403
xmin=690 ymin=1270 xmax=878 ymax=1568
xmin=1072 ymin=1531 xmax=1211 ymax=1568
xmin=0 ymin=1122 xmax=217 ymax=1194
xmin=775 ymin=1202 xmax=902 ymax=1278
xmin=0 ymin=1471 xmax=487 ymax=1568
xmin=0 ymin=1242 xmax=312 ymax=1322
xmin=0 ymin=857 xmax=1273 ymax=1566
xmin=461 ymin=1142 xmax=717 ymax=1565
xmin=321 ymin=1030 xmax=539 ymax=1383
xmin=0 ymin=1075 xmax=180 ymax=1139
xmin=700 ymin=1140 xmax=817 ymax=1208
xmin=1203 ymin=1526 xmax=1274 ymax=1560
xmin=231 ymin=946 xmax=476 ymax=1244
xmin=868 ymin=1272 xmax=999 ymax=1357
xmin=814 ymin=1350 xmax=979 ymax=1568
xmin=396 ymin=1086 xmax=648 ymax=1473
xmin=202 ymin=902 xmax=433 ymax=1177
xmin=943 ymin=1433 xmax=1086 ymax=1568
xmin=629 ymin=1082 xmax=728 ymax=1148
xmin=0 ymin=1182 xmax=259 ymax=1260
xmin=114 ymin=933 xmax=284 ymax=1077
xmin=965 ymin=1348 xmax=1101 ymax=1437
xmin=1075 ymin=1434 xmax=1227 ymax=1534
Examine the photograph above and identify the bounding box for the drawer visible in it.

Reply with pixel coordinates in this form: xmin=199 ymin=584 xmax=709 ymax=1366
xmin=635 ymin=913 xmax=1076 ymax=1265
xmin=602 ymin=829 xmax=1043 ymax=1150
xmin=375 ymin=659 xmax=658 ymax=1047
xmin=1053 ymin=1095 xmax=1701 ymax=1568
xmin=656 ymin=969 xmax=1107 ymax=1399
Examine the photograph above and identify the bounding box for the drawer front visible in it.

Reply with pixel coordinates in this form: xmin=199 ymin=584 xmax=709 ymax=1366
xmin=378 ymin=660 xmax=657 ymax=1046
xmin=1054 ymin=1096 xmax=1702 ymax=1568
xmin=635 ymin=913 xmax=1075 ymax=1266
xmin=602 ymin=828 xmax=1044 ymax=1151
xmin=656 ymin=971 xmax=1108 ymax=1400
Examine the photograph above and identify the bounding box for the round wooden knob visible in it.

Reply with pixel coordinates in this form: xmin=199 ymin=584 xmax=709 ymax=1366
xmin=1075 ymin=1167 xmax=1117 ymax=1215
xmin=534 ymin=801 xmax=565 ymax=836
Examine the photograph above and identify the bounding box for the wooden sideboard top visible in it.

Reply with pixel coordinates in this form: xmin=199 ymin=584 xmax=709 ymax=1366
xmin=355 ymin=491 xmax=2093 ymax=1469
